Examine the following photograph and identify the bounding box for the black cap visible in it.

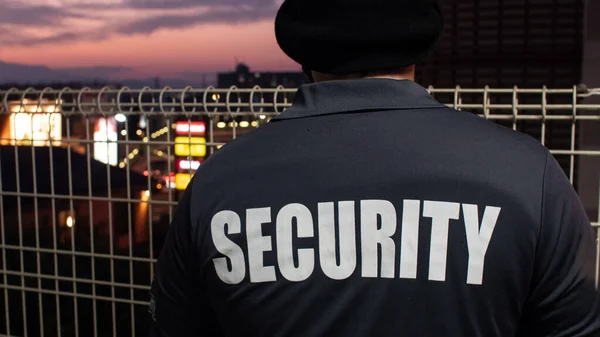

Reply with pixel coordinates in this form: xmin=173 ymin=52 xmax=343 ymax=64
xmin=275 ymin=0 xmax=444 ymax=75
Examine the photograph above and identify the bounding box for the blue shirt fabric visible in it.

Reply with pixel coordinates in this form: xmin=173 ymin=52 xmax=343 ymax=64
xmin=149 ymin=79 xmax=600 ymax=337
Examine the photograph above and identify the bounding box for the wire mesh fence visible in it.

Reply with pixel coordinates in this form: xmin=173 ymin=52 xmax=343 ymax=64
xmin=0 ymin=85 xmax=599 ymax=336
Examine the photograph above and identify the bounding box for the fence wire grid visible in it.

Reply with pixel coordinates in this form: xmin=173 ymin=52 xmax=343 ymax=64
xmin=0 ymin=85 xmax=599 ymax=337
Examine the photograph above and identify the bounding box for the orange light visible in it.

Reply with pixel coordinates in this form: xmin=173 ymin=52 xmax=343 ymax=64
xmin=156 ymin=183 xmax=163 ymax=189
xmin=175 ymin=173 xmax=193 ymax=190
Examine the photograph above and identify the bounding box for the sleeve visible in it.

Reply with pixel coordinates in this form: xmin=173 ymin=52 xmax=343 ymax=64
xmin=517 ymin=153 xmax=600 ymax=337
xmin=148 ymin=182 xmax=224 ymax=337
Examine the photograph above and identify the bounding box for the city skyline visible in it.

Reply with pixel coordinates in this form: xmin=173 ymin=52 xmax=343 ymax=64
xmin=0 ymin=0 xmax=299 ymax=80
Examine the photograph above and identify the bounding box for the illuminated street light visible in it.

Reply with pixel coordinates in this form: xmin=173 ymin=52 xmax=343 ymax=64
xmin=66 ymin=216 xmax=74 ymax=228
xmin=115 ymin=114 xmax=127 ymax=123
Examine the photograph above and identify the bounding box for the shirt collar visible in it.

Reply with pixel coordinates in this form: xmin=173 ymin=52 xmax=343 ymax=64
xmin=272 ymin=79 xmax=445 ymax=121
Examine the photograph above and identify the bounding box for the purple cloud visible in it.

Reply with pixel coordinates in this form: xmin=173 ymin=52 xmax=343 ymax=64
xmin=0 ymin=3 xmax=81 ymax=26
xmin=117 ymin=4 xmax=278 ymax=35
xmin=0 ymin=0 xmax=280 ymax=46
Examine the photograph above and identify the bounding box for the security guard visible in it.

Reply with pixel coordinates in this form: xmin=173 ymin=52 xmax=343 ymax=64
xmin=149 ymin=0 xmax=600 ymax=336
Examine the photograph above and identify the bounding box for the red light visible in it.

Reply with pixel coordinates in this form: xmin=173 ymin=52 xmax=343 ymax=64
xmin=143 ymin=170 xmax=149 ymax=177
xmin=175 ymin=121 xmax=206 ymax=136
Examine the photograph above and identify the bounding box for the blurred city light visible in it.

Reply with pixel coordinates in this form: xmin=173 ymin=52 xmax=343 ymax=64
xmin=115 ymin=114 xmax=127 ymax=123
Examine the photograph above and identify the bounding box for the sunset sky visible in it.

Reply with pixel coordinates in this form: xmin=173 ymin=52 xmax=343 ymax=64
xmin=1 ymin=0 xmax=300 ymax=79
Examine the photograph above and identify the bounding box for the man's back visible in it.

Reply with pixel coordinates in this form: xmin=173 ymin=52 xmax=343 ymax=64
xmin=150 ymin=80 xmax=600 ymax=337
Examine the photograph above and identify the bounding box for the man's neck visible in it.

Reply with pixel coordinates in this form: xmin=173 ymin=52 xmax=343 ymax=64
xmin=361 ymin=74 xmax=414 ymax=81
xmin=312 ymin=66 xmax=416 ymax=83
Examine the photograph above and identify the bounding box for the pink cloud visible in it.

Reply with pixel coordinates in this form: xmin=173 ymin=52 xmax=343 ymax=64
xmin=1 ymin=20 xmax=299 ymax=78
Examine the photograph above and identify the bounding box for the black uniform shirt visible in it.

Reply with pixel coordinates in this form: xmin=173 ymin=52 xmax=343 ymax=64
xmin=150 ymin=79 xmax=600 ymax=337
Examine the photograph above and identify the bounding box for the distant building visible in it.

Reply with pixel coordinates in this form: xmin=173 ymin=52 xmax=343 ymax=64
xmin=578 ymin=0 xmax=600 ymax=220
xmin=213 ymin=64 xmax=306 ymax=138
xmin=217 ymin=63 xmax=308 ymax=89
xmin=417 ymin=0 xmax=586 ymax=89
